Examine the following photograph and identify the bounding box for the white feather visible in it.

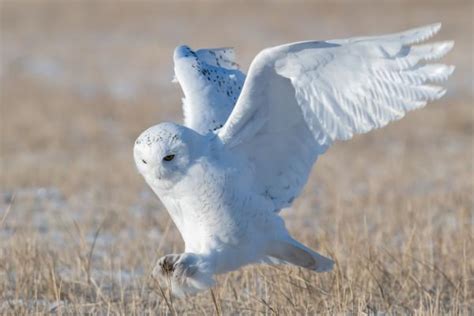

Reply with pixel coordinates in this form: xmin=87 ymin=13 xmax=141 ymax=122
xmin=173 ymin=45 xmax=245 ymax=134
xmin=217 ymin=23 xmax=454 ymax=210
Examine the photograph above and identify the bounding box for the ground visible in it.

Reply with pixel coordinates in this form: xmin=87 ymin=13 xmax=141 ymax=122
xmin=0 ymin=1 xmax=473 ymax=314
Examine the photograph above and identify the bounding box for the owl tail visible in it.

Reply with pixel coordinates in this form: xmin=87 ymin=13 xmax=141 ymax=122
xmin=266 ymin=237 xmax=334 ymax=272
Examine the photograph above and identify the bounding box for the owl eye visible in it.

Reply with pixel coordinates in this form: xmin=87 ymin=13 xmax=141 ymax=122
xmin=141 ymin=159 xmax=147 ymax=164
xmin=163 ymin=154 xmax=175 ymax=162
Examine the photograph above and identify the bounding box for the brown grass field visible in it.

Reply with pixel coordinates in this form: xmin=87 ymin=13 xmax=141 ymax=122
xmin=1 ymin=1 xmax=473 ymax=314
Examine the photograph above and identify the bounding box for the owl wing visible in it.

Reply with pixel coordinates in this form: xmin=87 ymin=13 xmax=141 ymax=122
xmin=173 ymin=45 xmax=245 ymax=134
xmin=217 ymin=23 xmax=454 ymax=211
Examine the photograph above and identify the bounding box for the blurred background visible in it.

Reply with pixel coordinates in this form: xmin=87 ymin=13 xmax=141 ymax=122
xmin=1 ymin=1 xmax=472 ymax=314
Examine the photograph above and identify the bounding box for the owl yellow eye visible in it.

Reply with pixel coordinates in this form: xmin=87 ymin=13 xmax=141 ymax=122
xmin=163 ymin=154 xmax=175 ymax=162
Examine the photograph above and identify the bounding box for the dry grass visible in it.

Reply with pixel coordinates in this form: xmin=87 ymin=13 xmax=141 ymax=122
xmin=1 ymin=1 xmax=473 ymax=314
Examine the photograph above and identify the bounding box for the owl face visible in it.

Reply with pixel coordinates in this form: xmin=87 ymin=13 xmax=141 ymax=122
xmin=134 ymin=122 xmax=203 ymax=190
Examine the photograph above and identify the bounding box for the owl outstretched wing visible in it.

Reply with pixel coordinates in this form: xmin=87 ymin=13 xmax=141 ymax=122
xmin=217 ymin=23 xmax=454 ymax=211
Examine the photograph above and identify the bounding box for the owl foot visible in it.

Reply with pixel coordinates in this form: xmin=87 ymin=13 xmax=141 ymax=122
xmin=152 ymin=253 xmax=180 ymax=280
xmin=151 ymin=252 xmax=215 ymax=297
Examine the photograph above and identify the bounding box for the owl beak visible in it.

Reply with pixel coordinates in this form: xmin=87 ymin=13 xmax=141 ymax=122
xmin=154 ymin=168 xmax=162 ymax=180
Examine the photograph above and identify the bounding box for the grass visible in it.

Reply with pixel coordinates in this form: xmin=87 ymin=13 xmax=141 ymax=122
xmin=1 ymin=1 xmax=473 ymax=314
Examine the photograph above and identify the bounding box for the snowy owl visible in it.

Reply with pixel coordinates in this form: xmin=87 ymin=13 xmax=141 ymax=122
xmin=134 ymin=23 xmax=453 ymax=296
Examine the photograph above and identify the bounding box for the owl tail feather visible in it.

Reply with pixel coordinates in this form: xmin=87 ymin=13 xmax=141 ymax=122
xmin=266 ymin=237 xmax=334 ymax=272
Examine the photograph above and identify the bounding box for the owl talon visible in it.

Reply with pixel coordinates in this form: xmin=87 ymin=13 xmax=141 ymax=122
xmin=151 ymin=252 xmax=215 ymax=296
xmin=153 ymin=254 xmax=181 ymax=279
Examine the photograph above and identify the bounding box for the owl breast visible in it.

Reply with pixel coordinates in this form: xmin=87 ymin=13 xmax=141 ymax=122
xmin=159 ymin=157 xmax=259 ymax=253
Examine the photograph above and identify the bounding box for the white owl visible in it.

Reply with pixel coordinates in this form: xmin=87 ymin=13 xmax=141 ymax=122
xmin=133 ymin=23 xmax=453 ymax=296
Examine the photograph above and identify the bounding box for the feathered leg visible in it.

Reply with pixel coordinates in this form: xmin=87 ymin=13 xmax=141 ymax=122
xmin=152 ymin=252 xmax=216 ymax=297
